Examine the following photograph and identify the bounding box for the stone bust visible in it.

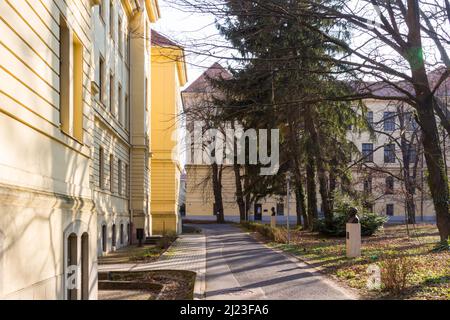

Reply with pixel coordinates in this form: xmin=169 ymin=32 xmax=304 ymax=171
xmin=347 ymin=207 xmax=360 ymax=224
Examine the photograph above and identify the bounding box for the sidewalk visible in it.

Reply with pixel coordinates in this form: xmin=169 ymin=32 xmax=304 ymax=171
xmin=98 ymin=233 xmax=206 ymax=300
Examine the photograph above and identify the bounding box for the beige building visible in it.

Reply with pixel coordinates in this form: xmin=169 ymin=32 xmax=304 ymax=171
xmin=183 ymin=64 xmax=449 ymax=224
xmin=0 ymin=0 xmax=163 ymax=300
xmin=350 ymin=98 xmax=449 ymax=222
xmin=0 ymin=0 xmax=99 ymax=299
xmin=183 ymin=64 xmax=296 ymax=223
xmin=91 ymin=0 xmax=160 ymax=255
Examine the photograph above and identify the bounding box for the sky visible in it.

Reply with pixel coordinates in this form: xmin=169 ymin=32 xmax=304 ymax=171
xmin=153 ymin=0 xmax=226 ymax=88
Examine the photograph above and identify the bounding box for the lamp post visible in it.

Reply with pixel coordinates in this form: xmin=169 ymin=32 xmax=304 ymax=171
xmin=286 ymin=172 xmax=292 ymax=244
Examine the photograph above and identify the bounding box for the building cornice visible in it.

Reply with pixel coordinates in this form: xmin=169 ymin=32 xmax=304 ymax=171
xmin=145 ymin=0 xmax=161 ymax=22
xmin=151 ymin=46 xmax=188 ymax=86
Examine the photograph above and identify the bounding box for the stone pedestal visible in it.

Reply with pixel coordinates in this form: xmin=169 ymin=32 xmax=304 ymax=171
xmin=346 ymin=223 xmax=361 ymax=258
xmin=270 ymin=216 xmax=276 ymax=228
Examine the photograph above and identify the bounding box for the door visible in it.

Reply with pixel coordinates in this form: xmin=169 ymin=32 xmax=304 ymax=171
xmin=254 ymin=204 xmax=262 ymax=221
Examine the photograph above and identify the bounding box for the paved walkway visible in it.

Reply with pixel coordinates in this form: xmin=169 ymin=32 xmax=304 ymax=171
xmin=99 ymin=224 xmax=356 ymax=300
xmin=98 ymin=233 xmax=206 ymax=299
xmin=202 ymin=224 xmax=357 ymax=300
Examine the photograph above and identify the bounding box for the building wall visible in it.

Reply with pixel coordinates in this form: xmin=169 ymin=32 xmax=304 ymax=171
xmin=349 ymin=99 xmax=449 ymax=222
xmin=0 ymin=0 xmax=97 ymax=299
xmin=92 ymin=0 xmax=131 ymax=256
xmin=129 ymin=9 xmax=153 ymax=239
xmin=150 ymin=47 xmax=185 ymax=234
xmin=185 ymin=165 xmax=297 ymax=222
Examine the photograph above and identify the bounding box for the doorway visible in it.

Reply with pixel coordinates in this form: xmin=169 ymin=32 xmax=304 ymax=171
xmin=254 ymin=204 xmax=262 ymax=221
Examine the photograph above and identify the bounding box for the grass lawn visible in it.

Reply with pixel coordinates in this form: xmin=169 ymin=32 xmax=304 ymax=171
xmin=247 ymin=223 xmax=449 ymax=300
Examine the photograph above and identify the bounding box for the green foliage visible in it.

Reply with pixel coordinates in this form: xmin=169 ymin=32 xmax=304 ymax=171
xmin=315 ymin=193 xmax=387 ymax=236
xmin=314 ymin=212 xmax=387 ymax=237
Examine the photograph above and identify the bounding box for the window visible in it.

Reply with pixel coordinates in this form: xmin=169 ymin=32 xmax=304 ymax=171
xmin=81 ymin=233 xmax=89 ymax=300
xmin=67 ymin=233 xmax=78 ymax=300
xmin=363 ymin=176 xmax=372 ymax=194
xmin=118 ymin=84 xmax=123 ymax=124
xmin=362 ymin=143 xmax=373 ymax=162
xmin=110 ymin=72 xmax=115 ymax=114
xmin=385 ymin=176 xmax=394 ymax=194
xmin=118 ymin=16 xmax=123 ymax=55
xmin=384 ymin=112 xmax=396 ymax=131
xmin=386 ymin=204 xmax=394 ymax=216
xmin=145 ymin=78 xmax=148 ymax=111
xmin=363 ymin=202 xmax=374 ymax=213
xmin=384 ymin=144 xmax=396 ymax=163
xmin=125 ymin=27 xmax=130 ymax=63
xmin=99 ymin=1 xmax=105 ymax=23
xmin=99 ymin=56 xmax=105 ymax=105
xmin=406 ymin=144 xmax=417 ymax=163
xmin=109 ymin=1 xmax=114 ymax=39
xmin=276 ymin=203 xmax=284 ymax=216
xmin=409 ymin=176 xmax=416 ymax=195
xmin=125 ymin=164 xmax=129 ymax=196
xmin=102 ymin=225 xmax=107 ymax=252
xmin=125 ymin=94 xmax=129 ymax=130
xmin=118 ymin=159 xmax=122 ymax=195
xmin=366 ymin=111 xmax=374 ymax=128
xmin=99 ymin=147 xmax=104 ymax=189
xmin=110 ymin=154 xmax=114 ymax=193
xmin=405 ymin=112 xmax=418 ymax=131
xmin=120 ymin=224 xmax=124 ymax=245
xmin=60 ymin=16 xmax=83 ymax=142
xmin=112 ymin=224 xmax=116 ymax=247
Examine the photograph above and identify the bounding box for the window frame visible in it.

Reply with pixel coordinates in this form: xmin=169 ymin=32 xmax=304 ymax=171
xmin=362 ymin=143 xmax=374 ymax=162
xmin=384 ymin=144 xmax=396 ymax=163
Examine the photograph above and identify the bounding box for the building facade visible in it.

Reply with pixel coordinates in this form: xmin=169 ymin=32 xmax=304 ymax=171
xmin=0 ymin=0 xmax=99 ymax=299
xmin=0 ymin=0 xmax=168 ymax=300
xmin=150 ymin=30 xmax=187 ymax=234
xmin=183 ymin=63 xmax=449 ymax=224
xmin=182 ymin=64 xmax=296 ymax=223
xmin=350 ymin=98 xmax=450 ymax=222
xmin=92 ymin=0 xmax=160 ymax=256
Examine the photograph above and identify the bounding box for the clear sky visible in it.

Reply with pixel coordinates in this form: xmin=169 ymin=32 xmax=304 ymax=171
xmin=153 ymin=0 xmax=226 ymax=88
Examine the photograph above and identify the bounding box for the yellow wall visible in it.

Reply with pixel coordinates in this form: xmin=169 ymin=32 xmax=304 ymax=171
xmin=150 ymin=46 xmax=186 ymax=235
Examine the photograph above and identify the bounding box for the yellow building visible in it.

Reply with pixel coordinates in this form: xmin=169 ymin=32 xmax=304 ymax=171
xmin=150 ymin=31 xmax=187 ymax=234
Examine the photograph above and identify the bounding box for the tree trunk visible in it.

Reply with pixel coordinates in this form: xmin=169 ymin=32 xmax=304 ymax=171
xmin=416 ymin=97 xmax=450 ymax=243
xmin=233 ymin=163 xmax=246 ymax=222
xmin=295 ymin=179 xmax=308 ymax=228
xmin=305 ymin=108 xmax=333 ymax=227
xmin=306 ymin=152 xmax=318 ymax=230
xmin=211 ymin=162 xmax=225 ymax=223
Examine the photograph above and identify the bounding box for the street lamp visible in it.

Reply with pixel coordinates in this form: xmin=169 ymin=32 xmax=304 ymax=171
xmin=286 ymin=171 xmax=292 ymax=244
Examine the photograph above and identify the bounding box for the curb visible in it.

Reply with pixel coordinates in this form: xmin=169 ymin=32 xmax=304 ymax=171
xmin=193 ymin=233 xmax=207 ymax=300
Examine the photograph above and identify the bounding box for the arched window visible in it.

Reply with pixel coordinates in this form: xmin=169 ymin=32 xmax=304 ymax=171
xmin=67 ymin=233 xmax=78 ymax=300
xmin=112 ymin=224 xmax=116 ymax=248
xmin=0 ymin=230 xmax=4 ymax=297
xmin=120 ymin=224 xmax=124 ymax=245
xmin=81 ymin=233 xmax=89 ymax=300
xmin=102 ymin=225 xmax=107 ymax=252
